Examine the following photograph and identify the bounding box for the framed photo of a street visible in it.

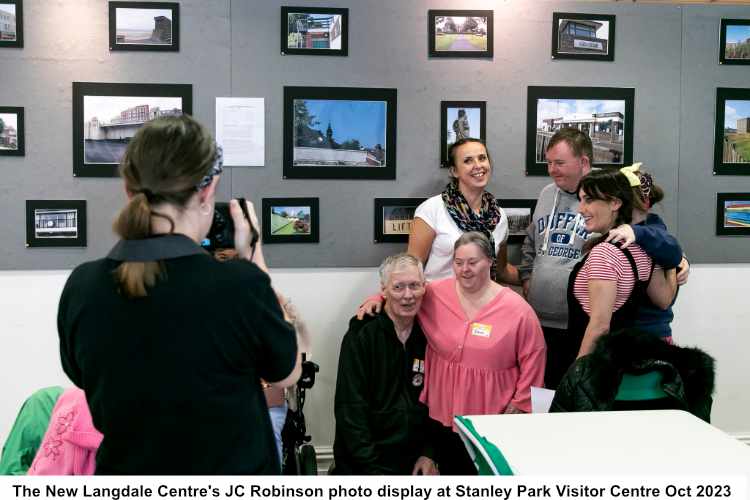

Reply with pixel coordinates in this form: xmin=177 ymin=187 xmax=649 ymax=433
xmin=26 ymin=200 xmax=87 ymax=248
xmin=281 ymin=6 xmax=348 ymax=56
xmin=552 ymin=12 xmax=615 ymax=61
xmin=283 ymin=86 xmax=396 ymax=180
xmin=72 ymin=82 xmax=192 ymax=177
xmin=428 ymin=10 xmax=493 ymax=58
xmin=0 ymin=106 xmax=24 ymax=156
xmin=714 ymin=88 xmax=750 ymax=175
xmin=526 ymin=86 xmax=634 ymax=176
xmin=497 ymin=199 xmax=536 ymax=244
xmin=109 ymin=2 xmax=179 ymax=51
xmin=716 ymin=193 xmax=750 ymax=235
xmin=440 ymin=101 xmax=486 ymax=168
xmin=719 ymin=19 xmax=750 ymax=65
xmin=374 ymin=198 xmax=427 ymax=243
xmin=0 ymin=0 xmax=22 ymax=48
xmin=262 ymin=197 xmax=319 ymax=244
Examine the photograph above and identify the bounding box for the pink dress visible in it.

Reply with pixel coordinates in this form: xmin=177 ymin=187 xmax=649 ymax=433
xmin=418 ymin=278 xmax=546 ymax=428
xmin=27 ymin=388 xmax=102 ymax=475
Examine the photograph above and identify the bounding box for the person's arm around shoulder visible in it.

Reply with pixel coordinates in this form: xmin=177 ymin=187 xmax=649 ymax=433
xmin=607 ymin=217 xmax=682 ymax=269
xmin=647 ymin=267 xmax=677 ymax=311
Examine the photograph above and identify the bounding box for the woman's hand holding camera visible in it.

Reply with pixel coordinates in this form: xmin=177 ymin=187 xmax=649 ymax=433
xmin=230 ymin=199 xmax=268 ymax=271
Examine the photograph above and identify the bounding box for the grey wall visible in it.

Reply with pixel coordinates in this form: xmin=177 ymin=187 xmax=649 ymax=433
xmin=0 ymin=0 xmax=747 ymax=270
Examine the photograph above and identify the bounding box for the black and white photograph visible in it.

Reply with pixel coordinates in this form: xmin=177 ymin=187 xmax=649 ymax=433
xmin=497 ymin=199 xmax=536 ymax=244
xmin=73 ymin=82 xmax=192 ymax=177
xmin=281 ymin=6 xmax=348 ymax=56
xmin=374 ymin=198 xmax=427 ymax=243
xmin=262 ymin=197 xmax=320 ymax=244
xmin=716 ymin=193 xmax=750 ymax=236
xmin=109 ymin=1 xmax=179 ymax=51
xmin=440 ymin=101 xmax=485 ymax=168
xmin=0 ymin=0 xmax=22 ymax=48
xmin=714 ymin=88 xmax=750 ymax=175
xmin=428 ymin=10 xmax=493 ymax=58
xmin=552 ymin=12 xmax=615 ymax=61
xmin=526 ymin=86 xmax=634 ymax=175
xmin=283 ymin=86 xmax=397 ymax=180
xmin=26 ymin=200 xmax=87 ymax=248
xmin=0 ymin=106 xmax=24 ymax=156
xmin=719 ymin=19 xmax=750 ymax=65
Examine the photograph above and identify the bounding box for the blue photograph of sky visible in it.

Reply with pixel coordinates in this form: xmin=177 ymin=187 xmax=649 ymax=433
xmin=446 ymin=107 xmax=481 ymax=144
xmin=303 ymin=100 xmax=385 ymax=149
xmin=725 ymin=100 xmax=750 ymax=129
xmin=726 ymin=25 xmax=750 ymax=44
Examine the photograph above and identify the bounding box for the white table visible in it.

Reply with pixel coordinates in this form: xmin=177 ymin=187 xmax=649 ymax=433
xmin=455 ymin=410 xmax=750 ymax=475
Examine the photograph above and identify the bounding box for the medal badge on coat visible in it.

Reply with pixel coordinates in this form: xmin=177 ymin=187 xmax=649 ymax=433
xmin=412 ymin=358 xmax=425 ymax=387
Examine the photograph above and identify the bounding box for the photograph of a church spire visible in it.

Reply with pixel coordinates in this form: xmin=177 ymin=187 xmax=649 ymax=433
xmin=283 ymin=87 xmax=397 ymax=179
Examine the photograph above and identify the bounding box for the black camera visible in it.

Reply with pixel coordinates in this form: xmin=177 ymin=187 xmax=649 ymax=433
xmin=202 ymin=198 xmax=258 ymax=251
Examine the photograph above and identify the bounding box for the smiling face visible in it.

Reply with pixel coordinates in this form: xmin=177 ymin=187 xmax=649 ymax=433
xmin=578 ymin=188 xmax=622 ymax=234
xmin=546 ymin=140 xmax=591 ymax=193
xmin=450 ymin=141 xmax=492 ymax=193
xmin=452 ymin=242 xmax=493 ymax=293
xmin=382 ymin=266 xmax=425 ymax=322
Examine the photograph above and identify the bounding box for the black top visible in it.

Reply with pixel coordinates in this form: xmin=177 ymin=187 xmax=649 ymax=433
xmin=58 ymin=248 xmax=297 ymax=474
xmin=333 ymin=312 xmax=436 ymax=475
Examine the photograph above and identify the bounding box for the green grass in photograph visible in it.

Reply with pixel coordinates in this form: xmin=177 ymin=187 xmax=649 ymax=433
xmin=727 ymin=133 xmax=750 ymax=161
xmin=435 ymin=34 xmax=458 ymax=51
xmin=271 ymin=213 xmax=293 ymax=234
xmin=466 ymin=34 xmax=487 ymax=50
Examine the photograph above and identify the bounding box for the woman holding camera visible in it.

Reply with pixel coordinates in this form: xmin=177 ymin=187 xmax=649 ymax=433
xmin=57 ymin=115 xmax=301 ymax=474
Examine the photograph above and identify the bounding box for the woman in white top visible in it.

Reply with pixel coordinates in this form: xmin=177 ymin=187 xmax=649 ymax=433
xmin=409 ymin=138 xmax=513 ymax=282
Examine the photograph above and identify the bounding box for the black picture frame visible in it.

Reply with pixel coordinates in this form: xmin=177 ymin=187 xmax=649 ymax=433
xmin=281 ymin=6 xmax=348 ymax=57
xmin=283 ymin=86 xmax=397 ymax=180
xmin=0 ymin=0 xmax=23 ymax=48
xmin=714 ymin=87 xmax=750 ymax=175
xmin=262 ymin=197 xmax=320 ymax=244
xmin=428 ymin=10 xmax=493 ymax=59
xmin=109 ymin=1 xmax=179 ymax=52
xmin=719 ymin=19 xmax=750 ymax=65
xmin=72 ymin=82 xmax=192 ymax=177
xmin=526 ymin=86 xmax=634 ymax=176
xmin=374 ymin=197 xmax=427 ymax=243
xmin=497 ymin=199 xmax=537 ymax=244
xmin=551 ymin=12 xmax=615 ymax=61
xmin=716 ymin=193 xmax=750 ymax=235
xmin=0 ymin=106 xmax=25 ymax=156
xmin=440 ymin=101 xmax=486 ymax=168
xmin=26 ymin=200 xmax=87 ymax=248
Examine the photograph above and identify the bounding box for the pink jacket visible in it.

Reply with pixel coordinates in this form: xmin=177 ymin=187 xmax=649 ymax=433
xmin=27 ymin=388 xmax=102 ymax=475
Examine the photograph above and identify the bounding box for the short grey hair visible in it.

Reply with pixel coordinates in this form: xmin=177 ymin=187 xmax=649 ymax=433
xmin=454 ymin=231 xmax=493 ymax=259
xmin=379 ymin=253 xmax=424 ymax=286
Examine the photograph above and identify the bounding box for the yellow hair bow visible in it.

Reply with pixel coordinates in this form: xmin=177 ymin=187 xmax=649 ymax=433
xmin=620 ymin=162 xmax=643 ymax=187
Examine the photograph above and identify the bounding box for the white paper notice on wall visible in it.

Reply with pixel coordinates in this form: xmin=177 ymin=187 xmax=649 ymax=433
xmin=215 ymin=97 xmax=264 ymax=166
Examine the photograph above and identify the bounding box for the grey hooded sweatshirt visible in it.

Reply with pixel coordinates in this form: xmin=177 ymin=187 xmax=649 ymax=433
xmin=519 ymin=183 xmax=592 ymax=329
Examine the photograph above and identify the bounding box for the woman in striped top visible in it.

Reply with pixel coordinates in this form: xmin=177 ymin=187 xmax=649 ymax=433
xmin=568 ymin=169 xmax=677 ymax=358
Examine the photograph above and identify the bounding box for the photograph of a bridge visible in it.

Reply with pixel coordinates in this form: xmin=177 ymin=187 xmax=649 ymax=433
xmin=526 ymin=86 xmax=634 ymax=175
xmin=73 ymin=82 xmax=192 ymax=177
xmin=262 ymin=197 xmax=319 ymax=244
xmin=714 ymin=88 xmax=750 ymax=175
xmin=26 ymin=200 xmax=87 ymax=248
xmin=428 ymin=10 xmax=493 ymax=58
xmin=109 ymin=1 xmax=179 ymax=51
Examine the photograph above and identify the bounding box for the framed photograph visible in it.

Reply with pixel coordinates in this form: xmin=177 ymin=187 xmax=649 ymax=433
xmin=526 ymin=86 xmax=634 ymax=175
xmin=0 ymin=106 xmax=24 ymax=156
xmin=714 ymin=88 xmax=750 ymax=175
xmin=262 ymin=197 xmax=319 ymax=244
xmin=497 ymin=199 xmax=536 ymax=244
xmin=719 ymin=19 xmax=750 ymax=65
xmin=716 ymin=193 xmax=750 ymax=235
xmin=283 ymin=86 xmax=396 ymax=180
xmin=374 ymin=198 xmax=426 ymax=243
xmin=440 ymin=101 xmax=486 ymax=168
xmin=109 ymin=2 xmax=179 ymax=51
xmin=428 ymin=10 xmax=493 ymax=58
xmin=0 ymin=0 xmax=22 ymax=48
xmin=72 ymin=82 xmax=192 ymax=177
xmin=281 ymin=6 xmax=348 ymax=56
xmin=552 ymin=12 xmax=615 ymax=61
xmin=26 ymin=200 xmax=87 ymax=248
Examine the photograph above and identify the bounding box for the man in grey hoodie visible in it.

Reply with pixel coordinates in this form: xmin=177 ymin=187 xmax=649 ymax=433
xmin=519 ymin=128 xmax=593 ymax=389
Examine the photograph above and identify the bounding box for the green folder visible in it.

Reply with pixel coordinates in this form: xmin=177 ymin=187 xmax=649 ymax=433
xmin=454 ymin=415 xmax=514 ymax=475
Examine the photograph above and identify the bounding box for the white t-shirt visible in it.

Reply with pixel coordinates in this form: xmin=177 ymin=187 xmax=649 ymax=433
xmin=414 ymin=194 xmax=509 ymax=281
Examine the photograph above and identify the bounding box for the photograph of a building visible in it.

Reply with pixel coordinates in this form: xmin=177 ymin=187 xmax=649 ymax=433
xmin=557 ymin=18 xmax=609 ymax=56
xmin=505 ymin=207 xmax=533 ymax=237
xmin=287 ymin=12 xmax=342 ymax=50
xmin=382 ymin=205 xmax=418 ymax=235
xmin=115 ymin=7 xmax=172 ymax=45
xmin=292 ymin=99 xmax=387 ymax=167
xmin=0 ymin=112 xmax=18 ymax=150
xmin=434 ymin=16 xmax=488 ymax=52
xmin=270 ymin=206 xmax=312 ymax=236
xmin=83 ymin=96 xmax=183 ymax=164
xmin=0 ymin=3 xmax=15 ymax=41
xmin=724 ymin=24 xmax=750 ymax=61
xmin=536 ymin=98 xmax=626 ymax=164
xmin=34 ymin=208 xmax=78 ymax=239
xmin=723 ymin=100 xmax=750 ymax=164
xmin=723 ymin=200 xmax=750 ymax=228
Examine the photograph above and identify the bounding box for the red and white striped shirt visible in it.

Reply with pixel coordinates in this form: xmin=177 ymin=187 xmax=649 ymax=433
xmin=573 ymin=242 xmax=654 ymax=315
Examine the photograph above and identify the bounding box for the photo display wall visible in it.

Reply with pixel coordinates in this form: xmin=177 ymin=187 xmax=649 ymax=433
xmin=2 ymin=0 xmax=750 ymax=270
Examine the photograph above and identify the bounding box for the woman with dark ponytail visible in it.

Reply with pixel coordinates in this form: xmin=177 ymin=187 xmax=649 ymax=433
xmin=57 ymin=115 xmax=300 ymax=474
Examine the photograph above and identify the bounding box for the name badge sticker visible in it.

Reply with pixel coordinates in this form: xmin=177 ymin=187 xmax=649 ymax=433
xmin=471 ymin=322 xmax=492 ymax=338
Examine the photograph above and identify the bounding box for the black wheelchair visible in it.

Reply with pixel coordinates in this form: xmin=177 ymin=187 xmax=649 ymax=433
xmin=281 ymin=355 xmax=319 ymax=475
